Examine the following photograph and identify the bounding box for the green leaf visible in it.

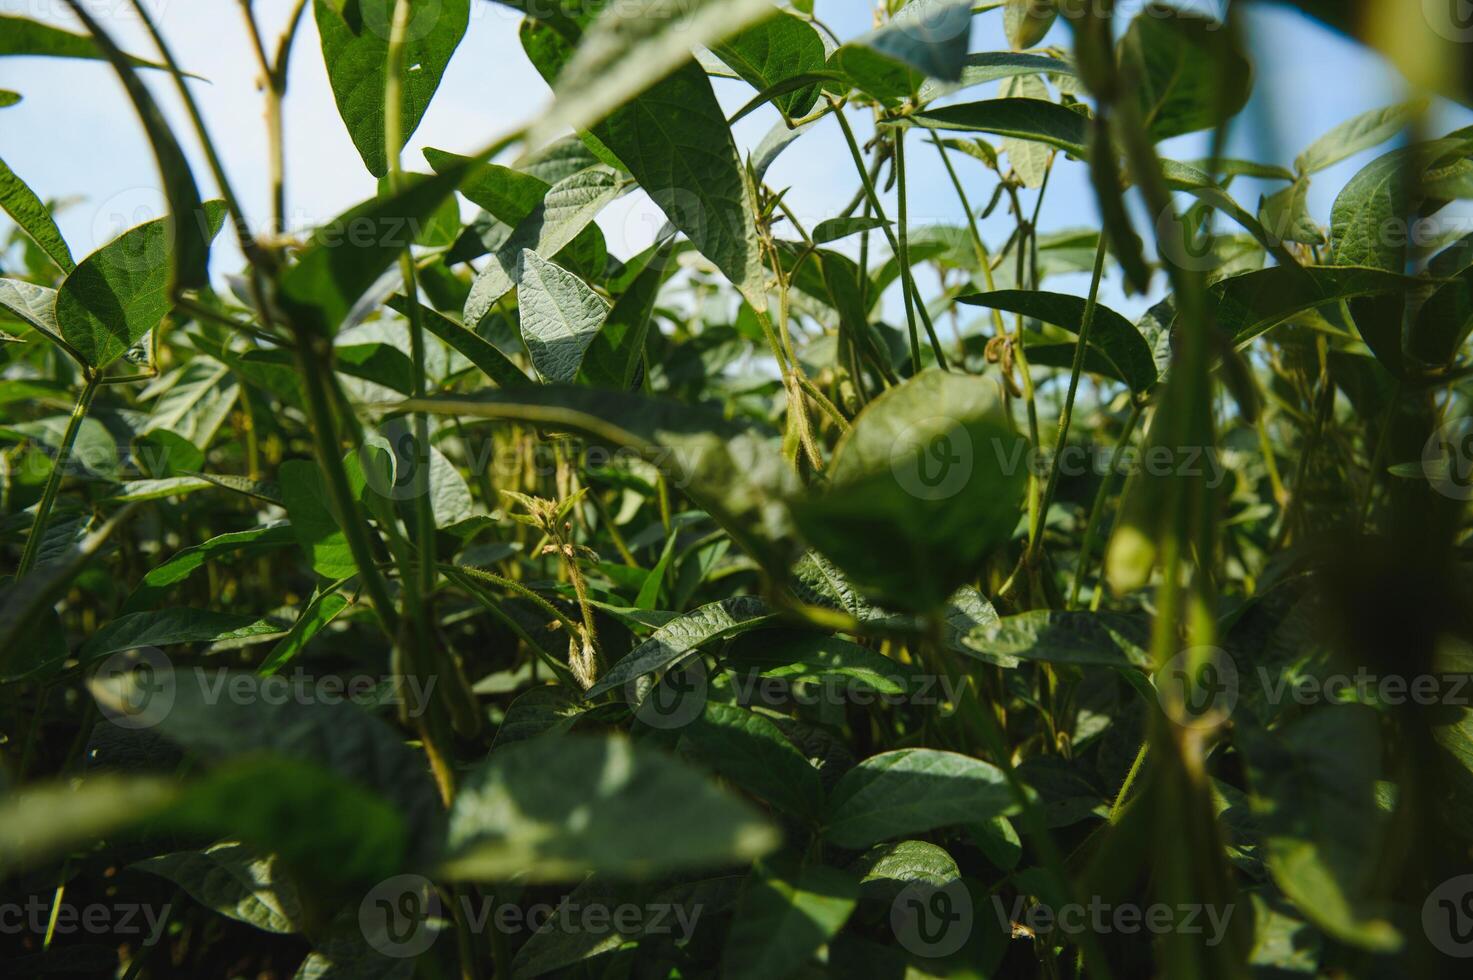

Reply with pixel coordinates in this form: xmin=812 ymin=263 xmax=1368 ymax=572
xmin=313 ymin=0 xmax=470 ymax=178
xmin=723 ymin=861 xmax=858 ymax=980
xmin=279 ymin=170 xmax=470 ymax=337
xmin=1005 ymin=0 xmax=1058 ymax=50
xmin=425 ymin=147 xmax=548 ymax=224
xmin=521 ymin=22 xmax=767 ymax=308
xmin=526 ymin=0 xmax=777 ymax=150
xmin=681 ymin=702 xmax=824 ymax=819
xmin=0 ymin=14 xmax=174 ymax=70
xmin=586 ymin=596 xmax=777 ymax=699
xmin=1295 ymin=99 xmax=1428 ymax=175
xmin=134 ymin=842 xmax=303 ymax=935
xmin=812 ymin=216 xmax=891 ymax=245
xmin=823 ymin=748 xmax=1017 ymax=849
xmin=1116 ymin=8 xmax=1251 ymax=143
xmin=581 ymin=240 xmax=675 ymax=388
xmin=790 ymin=370 xmax=1028 ymax=613
xmin=463 ymin=165 xmax=627 ymax=322
xmin=279 ymin=459 xmax=358 ymax=580
xmin=56 ymin=202 xmax=227 ymax=369
xmin=517 ymin=250 xmax=610 ymax=383
xmin=918 ymin=51 xmax=1075 ymax=102
xmin=0 ymin=773 xmax=179 ymax=876
xmin=957 ymin=289 xmax=1157 ymax=393
xmin=89 ymin=668 xmax=445 ymax=869
xmin=712 ymin=11 xmax=827 ymax=119
xmin=831 ymin=0 xmax=974 ymax=105
xmin=725 ymin=629 xmax=914 ymax=695
xmin=1240 ymin=707 xmax=1403 ymax=952
xmin=0 ymin=278 xmax=64 ymax=342
xmin=0 ymin=90 xmax=16 ymax=108
xmin=0 ymin=155 xmax=73 ymax=272
xmin=257 ymin=589 xmax=352 ymax=677
xmin=1329 ymin=140 xmax=1467 ymax=272
xmin=1210 ymin=265 xmax=1415 ymax=347
xmin=854 ymin=839 xmax=960 ymax=905
xmin=123 ymin=522 xmax=296 ymax=614
xmin=998 ymin=75 xmax=1053 ymax=188
xmin=76 ymin=609 xmax=282 ymax=665
xmin=388 ymin=295 xmax=530 ymax=389
xmin=493 ymin=686 xmax=589 ymax=747
xmin=910 ymin=98 xmax=1088 ymax=157
xmin=954 ymin=610 xmax=1153 ymax=669
xmin=442 ymin=734 xmax=779 ymax=881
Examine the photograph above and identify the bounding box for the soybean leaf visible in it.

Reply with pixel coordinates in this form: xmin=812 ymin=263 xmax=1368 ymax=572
xmin=910 ymin=98 xmax=1088 ymax=157
xmin=681 ymin=701 xmax=825 ymax=819
xmin=0 ymin=14 xmax=173 ymax=70
xmin=830 ymin=0 xmax=974 ymax=105
xmin=313 ymin=0 xmax=470 ymax=178
xmin=812 ymin=216 xmax=891 ymax=244
xmin=1296 ymin=99 xmax=1428 ymax=175
xmin=388 ymin=294 xmax=531 ymax=389
xmin=586 ymin=596 xmax=778 ymax=699
xmin=279 ymin=459 xmax=357 ymax=580
xmin=89 ymin=669 xmax=445 ymax=868
xmin=76 ymin=609 xmax=282 ymax=665
xmin=955 ymin=610 xmax=1153 ymax=669
xmin=723 ymin=861 xmax=859 ymax=980
xmin=581 ymin=239 xmax=675 ymax=388
xmin=712 ymin=11 xmax=827 ymax=119
xmin=462 ymin=165 xmax=627 ymax=322
xmin=279 ymin=171 xmax=468 ymax=337
xmin=725 ymin=629 xmax=915 ymax=695
xmin=0 ymin=774 xmax=179 ymax=876
xmin=134 ymin=842 xmax=303 ymax=935
xmin=1408 ymin=268 xmax=1473 ymax=365
xmin=257 ymin=589 xmax=353 ymax=677
xmin=442 ymin=734 xmax=779 ymax=881
xmin=521 ymin=21 xmax=767 ymax=308
xmin=957 ymin=289 xmax=1157 ymax=393
xmin=526 ymin=0 xmax=777 ymax=149
xmin=790 ymin=370 xmax=1029 ymax=613
xmin=1116 ymin=8 xmax=1252 ymax=143
xmin=1328 ymin=139 xmax=1468 ymax=272
xmin=123 ymin=522 xmax=297 ymax=613
xmin=1210 ymin=265 xmax=1415 ymax=347
xmin=823 ymin=748 xmax=1017 ymax=849
xmin=517 ymin=250 xmax=609 ymax=383
xmin=919 ymin=51 xmax=1075 ymax=102
xmin=1240 ymin=707 xmax=1403 ymax=952
xmin=0 ymin=278 xmax=65 ymax=342
xmin=854 ymin=839 xmax=961 ymax=905
xmin=1005 ymin=0 xmax=1058 ymax=50
xmin=56 ymin=203 xmax=227 ymax=369
xmin=0 ymin=156 xmax=73 ymax=272
xmin=0 ymin=91 xmax=16 ymax=108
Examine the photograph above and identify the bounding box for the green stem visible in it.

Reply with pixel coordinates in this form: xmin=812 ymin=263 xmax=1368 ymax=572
xmin=1069 ymin=400 xmax=1144 ymax=610
xmin=17 ymin=373 xmax=100 ymax=578
xmin=893 ymin=128 xmax=949 ymax=371
xmin=1028 ymin=235 xmax=1109 ymax=570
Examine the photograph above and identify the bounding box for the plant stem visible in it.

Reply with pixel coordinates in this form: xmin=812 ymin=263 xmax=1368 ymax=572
xmin=1069 ymin=400 xmax=1144 ymax=610
xmin=1028 ymin=235 xmax=1109 ymax=571
xmin=893 ymin=128 xmax=950 ymax=371
xmin=17 ymin=373 xmax=99 ymax=578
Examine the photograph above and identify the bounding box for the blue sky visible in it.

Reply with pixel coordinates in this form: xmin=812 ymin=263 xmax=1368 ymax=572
xmin=1 ymin=0 xmax=1468 ymax=320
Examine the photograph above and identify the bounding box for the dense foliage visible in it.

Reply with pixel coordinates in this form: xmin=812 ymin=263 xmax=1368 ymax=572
xmin=2 ymin=1 xmax=1473 ymax=977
